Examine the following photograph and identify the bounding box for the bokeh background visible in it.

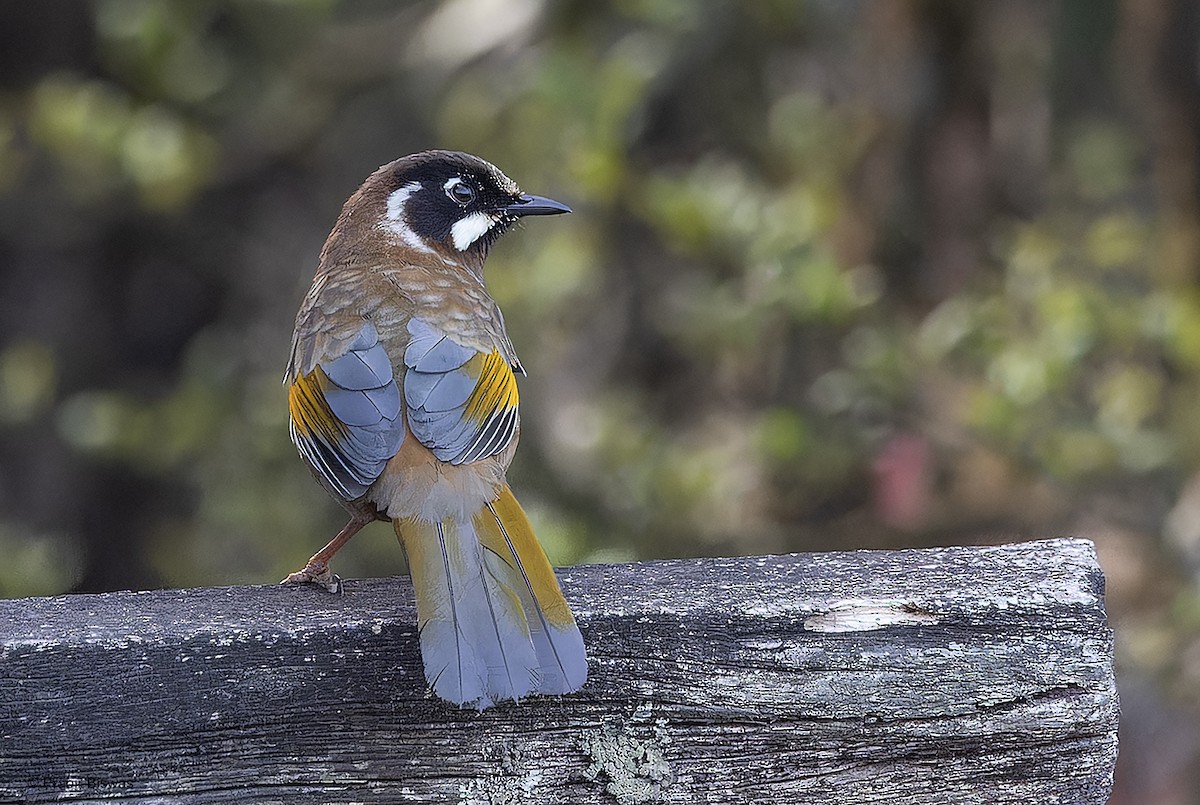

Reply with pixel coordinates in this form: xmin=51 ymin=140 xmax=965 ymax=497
xmin=0 ymin=0 xmax=1196 ymax=800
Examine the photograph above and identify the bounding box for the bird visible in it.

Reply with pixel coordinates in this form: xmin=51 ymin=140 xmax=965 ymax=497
xmin=282 ymin=150 xmax=587 ymax=709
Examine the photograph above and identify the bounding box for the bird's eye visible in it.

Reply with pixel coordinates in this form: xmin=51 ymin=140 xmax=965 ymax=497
xmin=447 ymin=181 xmax=476 ymax=206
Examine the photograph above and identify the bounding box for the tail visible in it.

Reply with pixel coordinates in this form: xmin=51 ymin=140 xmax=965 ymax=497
xmin=394 ymin=484 xmax=587 ymax=708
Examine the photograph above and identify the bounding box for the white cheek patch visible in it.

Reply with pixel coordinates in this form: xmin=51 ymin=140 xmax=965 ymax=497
xmin=383 ymin=182 xmax=435 ymax=254
xmin=450 ymin=210 xmax=500 ymax=251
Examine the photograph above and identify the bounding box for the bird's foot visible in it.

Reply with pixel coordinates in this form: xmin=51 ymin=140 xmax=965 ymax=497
xmin=280 ymin=561 xmax=341 ymax=594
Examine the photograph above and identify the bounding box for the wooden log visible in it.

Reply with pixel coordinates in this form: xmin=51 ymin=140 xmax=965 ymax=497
xmin=0 ymin=538 xmax=1117 ymax=804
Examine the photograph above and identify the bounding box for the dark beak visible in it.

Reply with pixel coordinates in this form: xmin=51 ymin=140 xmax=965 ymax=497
xmin=505 ymin=193 xmax=572 ymax=216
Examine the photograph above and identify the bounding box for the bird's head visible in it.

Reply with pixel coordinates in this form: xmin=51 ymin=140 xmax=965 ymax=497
xmin=344 ymin=150 xmax=570 ymax=264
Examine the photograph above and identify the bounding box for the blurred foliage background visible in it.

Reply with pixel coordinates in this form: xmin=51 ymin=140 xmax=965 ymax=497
xmin=0 ymin=0 xmax=1197 ymax=799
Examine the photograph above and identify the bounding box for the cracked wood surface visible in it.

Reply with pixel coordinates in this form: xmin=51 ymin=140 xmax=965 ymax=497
xmin=0 ymin=538 xmax=1117 ymax=804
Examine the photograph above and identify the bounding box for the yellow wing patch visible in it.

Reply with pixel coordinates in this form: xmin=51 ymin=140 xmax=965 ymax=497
xmin=464 ymin=349 xmax=519 ymax=425
xmin=288 ymin=368 xmax=346 ymax=444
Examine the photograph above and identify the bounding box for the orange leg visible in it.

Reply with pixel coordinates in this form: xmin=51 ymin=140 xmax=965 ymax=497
xmin=281 ymin=507 xmax=381 ymax=592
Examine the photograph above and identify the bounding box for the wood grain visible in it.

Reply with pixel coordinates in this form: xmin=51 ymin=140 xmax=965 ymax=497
xmin=0 ymin=538 xmax=1117 ymax=804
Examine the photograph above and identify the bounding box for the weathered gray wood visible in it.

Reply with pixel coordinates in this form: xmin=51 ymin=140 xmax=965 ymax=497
xmin=0 ymin=538 xmax=1117 ymax=804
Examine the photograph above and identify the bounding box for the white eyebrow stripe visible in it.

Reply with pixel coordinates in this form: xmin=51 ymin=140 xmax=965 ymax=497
xmin=443 ymin=177 xmax=462 ymax=191
xmin=450 ymin=211 xmax=499 ymax=251
xmin=383 ymin=182 xmax=435 ymax=254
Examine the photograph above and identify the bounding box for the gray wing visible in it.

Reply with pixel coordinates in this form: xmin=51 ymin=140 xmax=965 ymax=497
xmin=288 ymin=322 xmax=406 ymax=500
xmin=402 ymin=318 xmax=519 ymax=465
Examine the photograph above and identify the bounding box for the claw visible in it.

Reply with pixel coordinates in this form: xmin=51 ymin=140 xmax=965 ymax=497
xmin=280 ymin=562 xmax=340 ymax=593
xmin=279 ymin=510 xmax=376 ymax=595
